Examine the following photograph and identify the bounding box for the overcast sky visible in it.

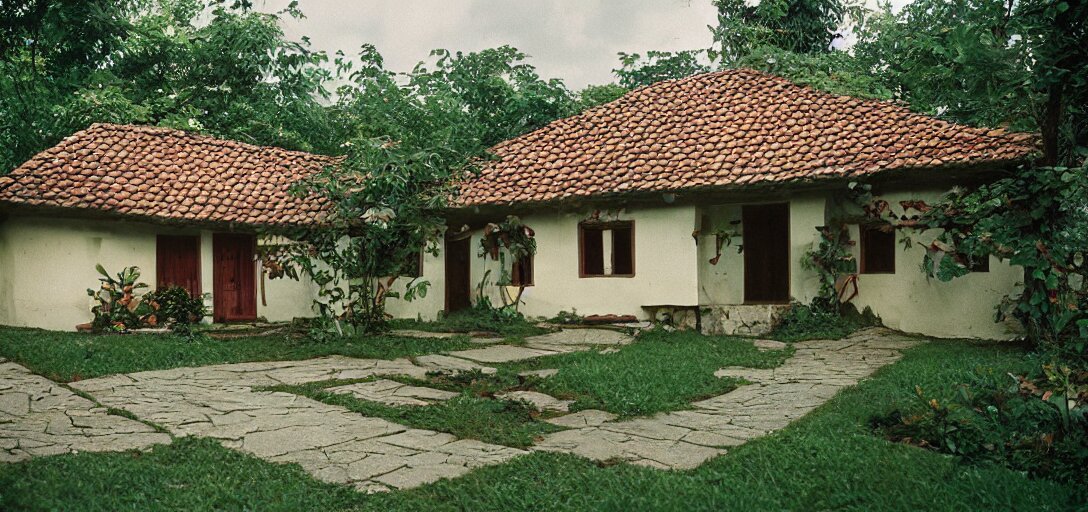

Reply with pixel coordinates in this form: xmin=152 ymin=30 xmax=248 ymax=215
xmin=257 ymin=1 xmax=909 ymax=90
xmin=258 ymin=0 xmax=720 ymax=90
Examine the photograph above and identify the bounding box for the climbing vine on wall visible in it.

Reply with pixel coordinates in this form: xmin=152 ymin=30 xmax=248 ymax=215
xmin=801 ymin=225 xmax=858 ymax=312
xmin=479 ymin=215 xmax=537 ymax=310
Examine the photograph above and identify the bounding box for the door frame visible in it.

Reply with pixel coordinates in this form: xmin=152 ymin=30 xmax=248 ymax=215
xmin=742 ymin=202 xmax=791 ymax=304
xmin=444 ymin=233 xmax=472 ymax=313
xmin=212 ymin=233 xmax=258 ymax=322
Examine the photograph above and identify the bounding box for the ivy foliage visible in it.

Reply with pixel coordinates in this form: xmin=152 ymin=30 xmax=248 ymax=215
xmin=919 ymin=166 xmax=1088 ymax=352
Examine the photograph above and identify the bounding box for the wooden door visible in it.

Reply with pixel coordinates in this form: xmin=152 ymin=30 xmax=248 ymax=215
xmin=743 ymin=203 xmax=790 ymax=304
xmin=156 ymin=235 xmax=201 ymax=296
xmin=213 ymin=233 xmax=257 ymax=322
xmin=444 ymin=235 xmax=472 ymax=313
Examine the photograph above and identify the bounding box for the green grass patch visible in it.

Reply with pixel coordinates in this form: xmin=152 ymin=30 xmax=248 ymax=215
xmin=1 ymin=340 xmax=1076 ymax=511
xmin=390 ymin=305 xmax=551 ymax=339
xmin=0 ymin=325 xmax=475 ymax=383
xmin=258 ymin=379 xmax=562 ymax=448
xmin=505 ymin=329 xmax=793 ymax=418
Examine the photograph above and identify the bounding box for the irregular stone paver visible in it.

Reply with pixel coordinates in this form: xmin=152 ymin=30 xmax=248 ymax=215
xmin=444 ymin=328 xmax=631 ymax=363
xmin=413 ymin=354 xmax=497 ymax=375
xmin=545 ymin=409 xmax=618 ymax=428
xmin=0 ymin=359 xmax=170 ymax=462
xmin=72 ymin=356 xmax=523 ymax=492
xmin=519 ymin=368 xmax=559 ymax=379
xmin=752 ymin=339 xmax=788 ymax=351
xmin=496 ymin=391 xmax=574 ymax=413
xmin=533 ymin=328 xmax=923 ymax=469
xmin=391 ymin=330 xmax=498 ymax=345
xmin=445 ymin=345 xmax=560 ymax=363
xmin=329 ymin=379 xmax=458 ymax=407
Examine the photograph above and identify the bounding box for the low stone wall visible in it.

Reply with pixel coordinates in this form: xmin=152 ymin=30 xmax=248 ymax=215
xmin=699 ymin=304 xmax=791 ymax=336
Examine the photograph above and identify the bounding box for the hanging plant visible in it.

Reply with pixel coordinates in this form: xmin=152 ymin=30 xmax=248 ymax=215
xmin=708 ymin=221 xmax=743 ymax=265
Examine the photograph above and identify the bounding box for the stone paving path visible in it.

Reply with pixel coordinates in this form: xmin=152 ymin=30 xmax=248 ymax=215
xmin=59 ymin=329 xmax=632 ymax=492
xmin=0 ymin=359 xmax=170 ymax=462
xmin=3 ymin=327 xmax=922 ymax=492
xmin=532 ymin=328 xmax=922 ymax=469
xmin=329 ymin=379 xmax=458 ymax=407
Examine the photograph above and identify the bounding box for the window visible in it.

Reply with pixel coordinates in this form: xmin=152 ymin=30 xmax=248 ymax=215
xmin=400 ymin=250 xmax=423 ymax=278
xmin=156 ymin=235 xmax=201 ymax=296
xmin=579 ymin=221 xmax=635 ymax=277
xmin=860 ymin=225 xmax=896 ymax=274
xmin=511 ymin=255 xmax=534 ymax=286
xmin=968 ymin=255 xmax=990 ymax=273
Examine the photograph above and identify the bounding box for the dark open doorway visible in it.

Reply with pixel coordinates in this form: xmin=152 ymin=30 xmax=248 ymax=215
xmin=444 ymin=234 xmax=472 ymax=313
xmin=742 ymin=203 xmax=791 ymax=304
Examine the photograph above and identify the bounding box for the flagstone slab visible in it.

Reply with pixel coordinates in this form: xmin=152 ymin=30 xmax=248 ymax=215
xmin=545 ymin=409 xmax=618 ymax=428
xmin=0 ymin=360 xmax=170 ymax=463
xmin=328 ymin=379 xmax=458 ymax=407
xmin=444 ymin=345 xmax=559 ymax=363
xmin=534 ymin=328 xmax=923 ymax=470
xmin=496 ymin=391 xmax=574 ymax=412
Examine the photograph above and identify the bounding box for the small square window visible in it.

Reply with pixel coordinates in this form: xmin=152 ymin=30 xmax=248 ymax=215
xmin=399 ymin=250 xmax=423 ymax=278
xmin=968 ymin=255 xmax=990 ymax=273
xmin=579 ymin=221 xmax=634 ymax=277
xmin=860 ymin=225 xmax=895 ymax=274
xmin=511 ymin=255 xmax=534 ymax=286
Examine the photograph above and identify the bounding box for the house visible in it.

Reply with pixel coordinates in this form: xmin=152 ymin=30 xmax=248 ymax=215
xmin=0 ymin=70 xmax=1036 ymax=338
xmin=385 ymin=70 xmax=1036 ymax=339
xmin=0 ymin=124 xmax=330 ymax=330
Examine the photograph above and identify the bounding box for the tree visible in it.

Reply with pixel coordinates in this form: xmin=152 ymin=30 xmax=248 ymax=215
xmin=855 ymin=0 xmax=1087 ymax=166
xmin=576 ymin=84 xmax=629 ymax=110
xmin=0 ymin=0 xmax=334 ymax=174
xmin=710 ymin=0 xmax=858 ymax=64
xmin=280 ymin=45 xmax=577 ymax=334
xmin=613 ymin=50 xmax=711 ymax=89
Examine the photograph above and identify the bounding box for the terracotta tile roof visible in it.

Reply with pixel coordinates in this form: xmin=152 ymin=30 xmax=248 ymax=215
xmin=458 ymin=69 xmax=1037 ymax=206
xmin=0 ymin=123 xmax=333 ymax=226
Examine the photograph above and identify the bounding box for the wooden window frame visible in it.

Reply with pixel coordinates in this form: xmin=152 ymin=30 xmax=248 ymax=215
xmin=511 ymin=254 xmax=534 ymax=287
xmin=400 ymin=250 xmax=424 ymax=278
xmin=859 ymin=225 xmax=896 ymax=275
xmin=578 ymin=221 xmax=635 ymax=278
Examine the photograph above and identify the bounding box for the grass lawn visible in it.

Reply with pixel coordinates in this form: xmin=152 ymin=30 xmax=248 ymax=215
xmin=504 ymin=329 xmax=792 ymax=417
xmin=0 ymin=325 xmax=475 ymax=382
xmin=258 ymin=378 xmax=562 ymax=448
xmin=2 ymin=338 xmax=1078 ymax=511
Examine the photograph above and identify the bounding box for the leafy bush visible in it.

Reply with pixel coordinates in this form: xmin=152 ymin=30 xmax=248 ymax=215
xmin=144 ymin=286 xmax=207 ymax=334
xmin=435 ymin=298 xmax=549 ymax=338
xmin=872 ymin=362 xmax=1088 ymax=489
xmin=86 ymin=265 xmax=153 ymax=332
xmin=770 ymin=301 xmax=866 ymax=342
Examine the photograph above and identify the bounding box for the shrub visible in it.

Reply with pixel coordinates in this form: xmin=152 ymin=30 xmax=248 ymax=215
xmin=86 ymin=265 xmax=153 ymax=332
xmin=144 ymin=286 xmax=206 ymax=333
xmin=872 ymin=362 xmax=1088 ymax=489
xmin=770 ymin=301 xmax=865 ymax=341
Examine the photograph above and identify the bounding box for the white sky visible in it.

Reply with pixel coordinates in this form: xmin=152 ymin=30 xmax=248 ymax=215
xmin=258 ymin=0 xmax=720 ymax=90
xmin=257 ymin=0 xmax=911 ymax=90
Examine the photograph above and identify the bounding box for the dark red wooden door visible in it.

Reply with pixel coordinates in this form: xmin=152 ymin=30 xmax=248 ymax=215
xmin=156 ymin=235 xmax=201 ymax=296
xmin=445 ymin=235 xmax=472 ymax=313
xmin=743 ymin=203 xmax=791 ymax=304
xmin=213 ymin=233 xmax=257 ymax=322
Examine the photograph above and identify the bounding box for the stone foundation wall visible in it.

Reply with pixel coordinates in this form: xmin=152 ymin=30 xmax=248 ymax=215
xmin=700 ymin=304 xmax=791 ymax=336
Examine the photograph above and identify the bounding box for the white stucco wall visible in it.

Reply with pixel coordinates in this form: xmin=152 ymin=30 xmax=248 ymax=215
xmin=846 ymin=190 xmax=1022 ymax=340
xmin=0 ymin=215 xmax=318 ymax=331
xmin=697 ymin=194 xmax=826 ymax=306
xmin=385 ymin=206 xmax=702 ymax=321
xmin=383 ymin=241 xmax=446 ymax=321
xmin=514 ymin=206 xmax=700 ymax=319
